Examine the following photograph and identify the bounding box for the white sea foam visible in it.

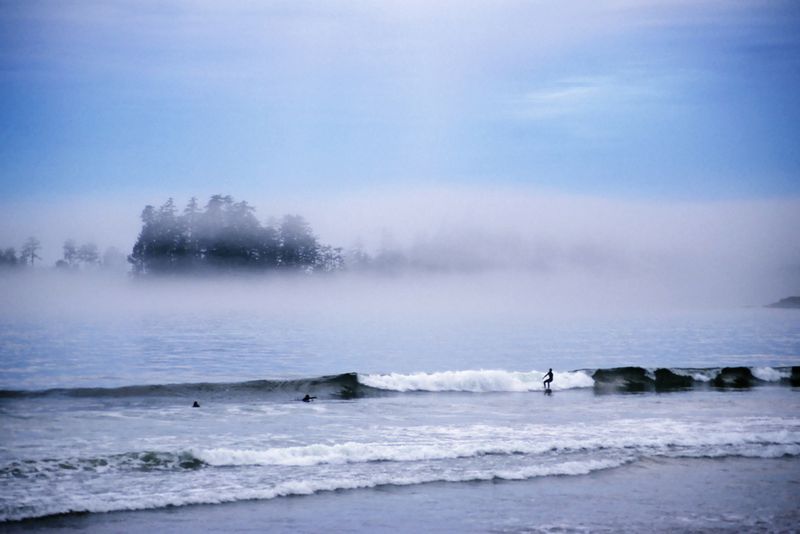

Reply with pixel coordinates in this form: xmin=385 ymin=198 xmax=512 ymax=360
xmin=6 ymin=433 xmax=800 ymax=522
xmin=4 ymin=417 xmax=800 ymax=522
xmin=690 ymin=369 xmax=718 ymax=382
xmin=668 ymin=368 xmax=718 ymax=382
xmin=750 ymin=367 xmax=788 ymax=382
xmin=673 ymin=443 xmax=800 ymax=459
xmin=358 ymin=369 xmax=595 ymax=392
xmin=191 ymin=417 xmax=800 ymax=468
xmin=193 ymin=440 xmax=553 ymax=467
xmin=0 ymin=458 xmax=628 ymax=521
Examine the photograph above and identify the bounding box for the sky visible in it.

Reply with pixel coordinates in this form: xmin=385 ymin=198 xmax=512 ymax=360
xmin=0 ymin=0 xmax=798 ymax=303
xmin=1 ymin=0 xmax=798 ymax=199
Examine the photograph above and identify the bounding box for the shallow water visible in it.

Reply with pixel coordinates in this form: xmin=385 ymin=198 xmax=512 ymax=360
xmin=2 ymin=307 xmax=798 ymax=390
xmin=8 ymin=457 xmax=797 ymax=533
xmin=1 ymin=304 xmax=799 ymax=527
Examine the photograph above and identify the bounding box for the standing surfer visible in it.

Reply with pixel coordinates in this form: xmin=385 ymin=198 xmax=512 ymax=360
xmin=543 ymin=369 xmax=553 ymax=390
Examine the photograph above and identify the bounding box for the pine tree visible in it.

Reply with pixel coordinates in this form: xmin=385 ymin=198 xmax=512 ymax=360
xmin=77 ymin=243 xmax=100 ymax=266
xmin=279 ymin=215 xmax=319 ymax=270
xmin=20 ymin=237 xmax=42 ymax=267
xmin=63 ymin=239 xmax=78 ymax=267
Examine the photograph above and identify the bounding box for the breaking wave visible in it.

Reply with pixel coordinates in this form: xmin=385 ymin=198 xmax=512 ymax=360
xmin=363 ymin=366 xmax=799 ymax=393
xmin=0 ymin=366 xmax=797 ymax=400
xmin=191 ymin=423 xmax=800 ymax=467
xmin=358 ymin=369 xmax=595 ymax=392
xmin=3 ymin=416 xmax=799 ymax=522
xmin=1 ymin=458 xmax=626 ymax=522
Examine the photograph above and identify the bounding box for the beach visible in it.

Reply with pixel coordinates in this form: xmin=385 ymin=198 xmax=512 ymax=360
xmin=5 ymin=456 xmax=798 ymax=533
xmin=1 ymin=307 xmax=799 ymax=531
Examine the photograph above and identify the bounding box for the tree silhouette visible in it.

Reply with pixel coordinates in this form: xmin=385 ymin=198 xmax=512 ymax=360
xmin=181 ymin=197 xmax=202 ymax=268
xmin=316 ymin=245 xmax=344 ymax=273
xmin=128 ymin=205 xmax=157 ymax=274
xmin=128 ymin=195 xmax=340 ymax=275
xmin=77 ymin=243 xmax=100 ymax=266
xmin=63 ymin=239 xmax=78 ymax=267
xmin=279 ymin=215 xmax=318 ymax=270
xmin=20 ymin=237 xmax=42 ymax=267
xmin=0 ymin=248 xmax=18 ymax=268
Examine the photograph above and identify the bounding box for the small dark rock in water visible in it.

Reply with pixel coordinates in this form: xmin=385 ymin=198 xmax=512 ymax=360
xmin=192 ymin=401 xmax=200 ymax=408
xmin=766 ymin=296 xmax=800 ymax=309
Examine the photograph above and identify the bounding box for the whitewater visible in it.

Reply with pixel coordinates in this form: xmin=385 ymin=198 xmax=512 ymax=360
xmin=1 ymin=307 xmax=799 ymax=531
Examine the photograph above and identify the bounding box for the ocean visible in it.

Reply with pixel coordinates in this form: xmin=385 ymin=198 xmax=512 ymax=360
xmin=1 ymin=285 xmax=799 ymax=532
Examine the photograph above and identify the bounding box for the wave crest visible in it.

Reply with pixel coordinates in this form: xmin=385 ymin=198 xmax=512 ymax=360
xmin=359 ymin=369 xmax=594 ymax=392
xmin=1 ymin=366 xmax=796 ymax=400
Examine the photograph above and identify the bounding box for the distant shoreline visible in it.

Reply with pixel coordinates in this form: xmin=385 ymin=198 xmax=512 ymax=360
xmin=766 ymin=296 xmax=800 ymax=309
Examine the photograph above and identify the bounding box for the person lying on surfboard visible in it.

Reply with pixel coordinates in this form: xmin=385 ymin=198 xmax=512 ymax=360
xmin=302 ymin=394 xmax=317 ymax=402
xmin=543 ymin=369 xmax=553 ymax=390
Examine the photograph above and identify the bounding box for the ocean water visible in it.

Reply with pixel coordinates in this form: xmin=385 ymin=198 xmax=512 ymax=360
xmin=1 ymin=297 xmax=799 ymax=530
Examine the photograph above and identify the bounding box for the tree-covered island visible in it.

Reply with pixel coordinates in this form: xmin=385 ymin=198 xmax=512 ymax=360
xmin=128 ymin=195 xmax=344 ymax=275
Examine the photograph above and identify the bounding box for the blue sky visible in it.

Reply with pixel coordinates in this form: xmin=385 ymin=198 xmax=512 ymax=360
xmin=1 ymin=0 xmax=798 ymax=202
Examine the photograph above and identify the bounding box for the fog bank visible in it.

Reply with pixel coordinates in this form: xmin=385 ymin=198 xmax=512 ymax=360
xmin=0 ymin=186 xmax=798 ymax=312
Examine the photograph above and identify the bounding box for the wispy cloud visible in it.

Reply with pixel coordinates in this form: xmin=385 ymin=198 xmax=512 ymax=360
xmin=1 ymin=0 xmax=797 ymax=199
xmin=515 ymin=74 xmax=666 ymax=121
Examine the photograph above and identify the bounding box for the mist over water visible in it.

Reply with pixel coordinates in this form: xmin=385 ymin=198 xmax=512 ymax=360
xmin=0 ymin=267 xmax=789 ymax=328
xmin=2 ymin=1 xmax=800 ymax=528
xmin=2 ymin=186 xmax=798 ymax=394
xmin=2 ymin=194 xmax=799 ymax=529
xmin=1 ymin=187 xmax=799 ymax=316
xmin=2 ymin=269 xmax=798 ymax=393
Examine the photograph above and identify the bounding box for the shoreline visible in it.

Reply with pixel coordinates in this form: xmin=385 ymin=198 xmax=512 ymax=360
xmin=3 ymin=456 xmax=798 ymax=533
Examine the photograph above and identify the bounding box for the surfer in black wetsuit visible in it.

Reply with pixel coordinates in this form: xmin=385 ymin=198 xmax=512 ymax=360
xmin=302 ymin=394 xmax=317 ymax=402
xmin=543 ymin=369 xmax=553 ymax=391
